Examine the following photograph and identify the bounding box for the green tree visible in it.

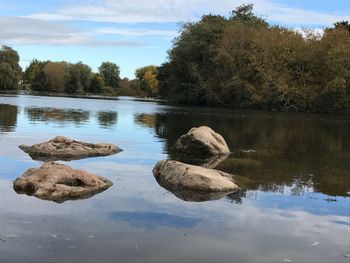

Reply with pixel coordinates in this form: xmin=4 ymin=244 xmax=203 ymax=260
xmin=0 ymin=46 xmax=22 ymax=90
xmin=89 ymin=73 xmax=105 ymax=94
xmin=158 ymin=14 xmax=227 ymax=104
xmin=32 ymin=62 xmax=69 ymax=93
xmin=158 ymin=4 xmax=350 ymax=113
xmin=98 ymin=62 xmax=120 ymax=89
xmin=230 ymin=3 xmax=268 ymax=27
xmin=66 ymin=62 xmax=92 ymax=94
xmin=31 ymin=70 xmax=49 ymax=92
xmin=24 ymin=59 xmax=47 ymax=83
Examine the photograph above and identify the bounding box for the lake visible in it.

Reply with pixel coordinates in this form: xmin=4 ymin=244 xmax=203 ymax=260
xmin=0 ymin=95 xmax=349 ymax=263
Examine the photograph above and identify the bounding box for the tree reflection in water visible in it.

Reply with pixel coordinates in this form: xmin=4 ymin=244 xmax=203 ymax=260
xmin=25 ymin=107 xmax=90 ymax=126
xmin=97 ymin=111 xmax=118 ymax=129
xmin=0 ymin=104 xmax=18 ymax=133
xmin=134 ymin=109 xmax=350 ymax=198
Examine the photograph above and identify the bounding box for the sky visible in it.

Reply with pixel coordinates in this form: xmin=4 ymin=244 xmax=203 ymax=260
xmin=0 ymin=0 xmax=349 ymax=79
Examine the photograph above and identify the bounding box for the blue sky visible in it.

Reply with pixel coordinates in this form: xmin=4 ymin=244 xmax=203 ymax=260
xmin=0 ymin=0 xmax=349 ymax=79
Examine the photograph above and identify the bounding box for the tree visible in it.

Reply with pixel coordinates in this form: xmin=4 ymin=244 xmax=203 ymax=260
xmin=24 ymin=59 xmax=47 ymax=83
xmin=66 ymin=62 xmax=92 ymax=94
xmin=230 ymin=4 xmax=268 ymax=27
xmin=32 ymin=62 xmax=69 ymax=93
xmin=333 ymin=20 xmax=350 ymax=33
xmin=98 ymin=62 xmax=120 ymax=89
xmin=31 ymin=70 xmax=49 ymax=92
xmin=135 ymin=65 xmax=159 ymax=96
xmin=0 ymin=46 xmax=22 ymax=90
xmin=157 ymin=4 xmax=350 ymax=113
xmin=89 ymin=73 xmax=105 ymax=94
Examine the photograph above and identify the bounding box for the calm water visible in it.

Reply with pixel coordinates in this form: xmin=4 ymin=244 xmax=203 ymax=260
xmin=0 ymin=95 xmax=349 ymax=263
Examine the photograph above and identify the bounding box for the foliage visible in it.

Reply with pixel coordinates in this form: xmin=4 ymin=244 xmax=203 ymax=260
xmin=31 ymin=61 xmax=94 ymax=94
xmin=24 ymin=59 xmax=48 ymax=83
xmin=116 ymin=78 xmax=146 ymax=97
xmin=0 ymin=45 xmax=21 ymax=90
xmin=332 ymin=20 xmax=350 ymax=33
xmin=98 ymin=62 xmax=120 ymax=89
xmin=158 ymin=5 xmax=350 ymax=113
xmin=66 ymin=62 xmax=92 ymax=94
xmin=135 ymin=65 xmax=159 ymax=96
xmin=230 ymin=3 xmax=268 ymax=27
xmin=89 ymin=73 xmax=105 ymax=94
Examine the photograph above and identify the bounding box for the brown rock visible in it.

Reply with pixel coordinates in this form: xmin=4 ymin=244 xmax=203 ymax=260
xmin=173 ymin=126 xmax=230 ymax=156
xmin=152 ymin=160 xmax=239 ymax=193
xmin=13 ymin=162 xmax=113 ymax=203
xmin=171 ymin=153 xmax=229 ymax=169
xmin=19 ymin=136 xmax=122 ymax=161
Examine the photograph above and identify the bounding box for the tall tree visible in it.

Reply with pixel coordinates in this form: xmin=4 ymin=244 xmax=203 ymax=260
xmin=135 ymin=65 xmax=159 ymax=96
xmin=24 ymin=59 xmax=47 ymax=83
xmin=66 ymin=62 xmax=92 ymax=94
xmin=32 ymin=62 xmax=69 ymax=93
xmin=89 ymin=73 xmax=105 ymax=94
xmin=0 ymin=46 xmax=22 ymax=90
xmin=98 ymin=62 xmax=120 ymax=89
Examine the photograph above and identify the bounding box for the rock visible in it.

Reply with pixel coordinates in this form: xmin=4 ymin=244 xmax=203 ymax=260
xmin=13 ymin=162 xmax=113 ymax=203
xmin=173 ymin=126 xmax=230 ymax=156
xmin=152 ymin=160 xmax=239 ymax=194
xmin=171 ymin=153 xmax=228 ymax=169
xmin=19 ymin=136 xmax=122 ymax=161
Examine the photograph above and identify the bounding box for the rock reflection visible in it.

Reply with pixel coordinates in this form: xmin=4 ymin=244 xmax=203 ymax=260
xmin=97 ymin=111 xmax=118 ymax=129
xmin=14 ymin=186 xmax=111 ymax=203
xmin=25 ymin=107 xmax=89 ymax=125
xmin=154 ymin=175 xmax=237 ymax=202
xmin=0 ymin=104 xmax=18 ymax=132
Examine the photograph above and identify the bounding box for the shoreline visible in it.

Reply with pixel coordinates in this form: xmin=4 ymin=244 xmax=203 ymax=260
xmin=0 ymin=91 xmax=348 ymax=115
xmin=0 ymin=90 xmax=164 ymax=102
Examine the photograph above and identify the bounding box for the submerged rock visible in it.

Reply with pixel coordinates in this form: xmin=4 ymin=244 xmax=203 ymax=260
xmin=13 ymin=162 xmax=113 ymax=203
xmin=19 ymin=136 xmax=122 ymax=161
xmin=173 ymin=126 xmax=230 ymax=156
xmin=152 ymin=160 xmax=239 ymax=194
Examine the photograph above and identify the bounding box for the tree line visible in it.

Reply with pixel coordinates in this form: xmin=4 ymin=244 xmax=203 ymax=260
xmin=24 ymin=60 xmax=122 ymax=95
xmin=158 ymin=4 xmax=350 ymax=114
xmin=0 ymin=47 xmax=158 ymax=97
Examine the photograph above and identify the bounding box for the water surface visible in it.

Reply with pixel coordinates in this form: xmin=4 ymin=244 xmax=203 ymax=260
xmin=0 ymin=95 xmax=349 ymax=262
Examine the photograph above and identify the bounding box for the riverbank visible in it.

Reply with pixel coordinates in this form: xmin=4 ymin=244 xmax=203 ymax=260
xmin=0 ymin=90 xmax=164 ymax=102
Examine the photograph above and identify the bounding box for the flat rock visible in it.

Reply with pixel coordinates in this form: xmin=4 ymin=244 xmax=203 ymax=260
xmin=152 ymin=160 xmax=239 ymax=194
xmin=13 ymin=162 xmax=113 ymax=203
xmin=173 ymin=126 xmax=230 ymax=156
xmin=19 ymin=136 xmax=122 ymax=161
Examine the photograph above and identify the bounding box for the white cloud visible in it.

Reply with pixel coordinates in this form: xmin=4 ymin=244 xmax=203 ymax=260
xmin=252 ymin=1 xmax=350 ymax=26
xmin=97 ymin=28 xmax=178 ymax=37
xmin=0 ymin=17 xmax=147 ymax=46
xmin=27 ymin=0 xmax=230 ymax=23
xmin=25 ymin=0 xmax=350 ymax=26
